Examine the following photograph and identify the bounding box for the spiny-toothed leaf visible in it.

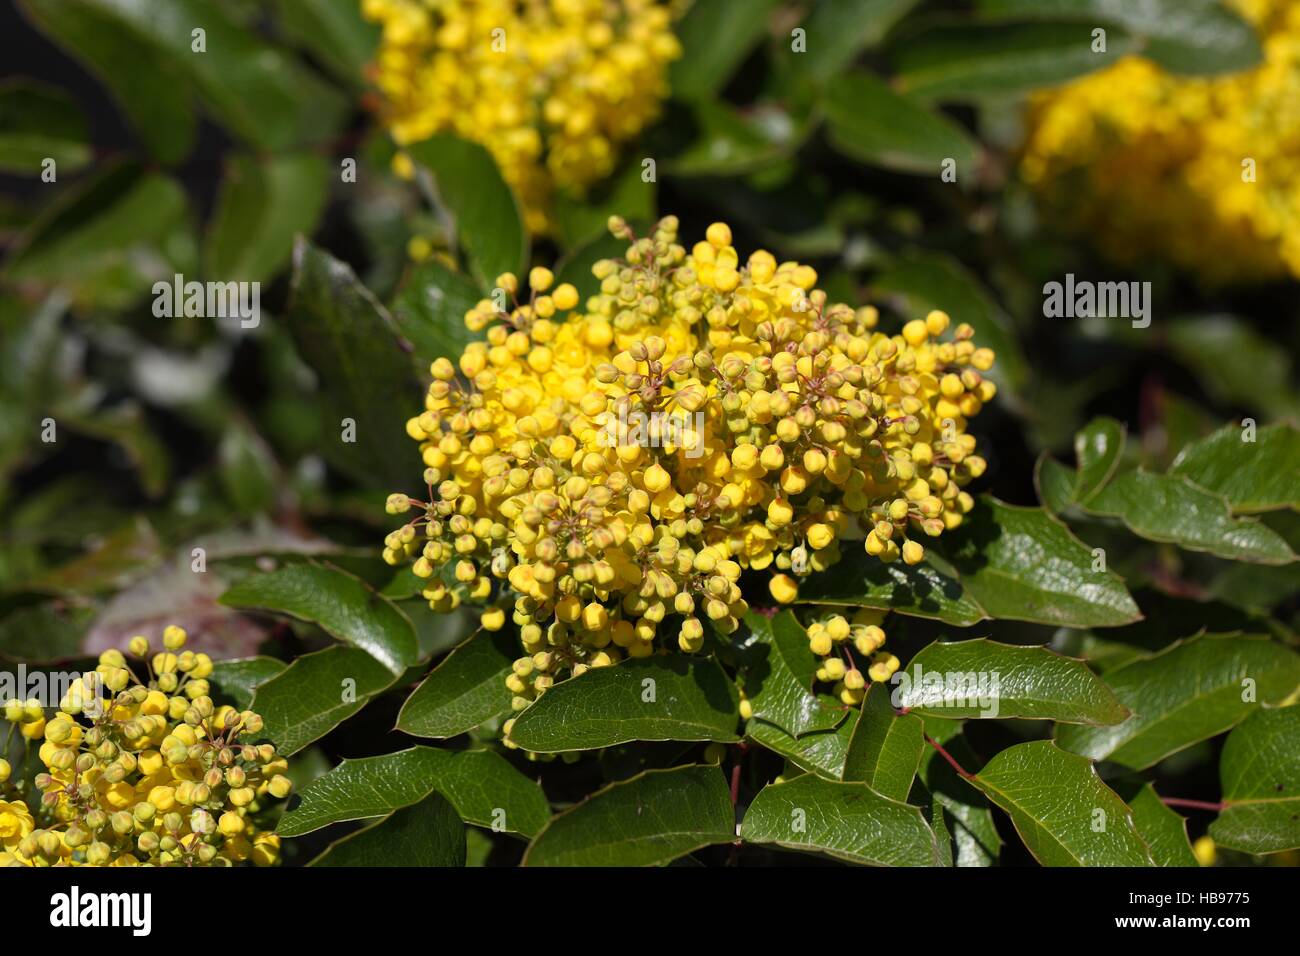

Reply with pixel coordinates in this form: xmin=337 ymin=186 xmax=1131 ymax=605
xmin=1056 ymin=635 xmax=1300 ymax=770
xmin=209 ymin=656 xmax=285 ymax=711
xmin=397 ymin=629 xmax=517 ymax=739
xmin=741 ymin=774 xmax=942 ymax=866
xmin=1210 ymin=706 xmax=1300 ymax=855
xmin=278 ymin=746 xmax=550 ymax=839
xmin=842 ymin=684 xmax=925 ymax=800
xmin=1170 ymin=423 xmax=1300 ymax=513
xmin=523 ymin=765 xmax=734 ymax=867
xmin=893 ymin=638 xmax=1128 ymax=724
xmin=507 ymin=656 xmax=740 ymax=752
xmin=735 ymin=611 xmax=845 ymax=738
xmin=1113 ymin=782 xmax=1198 ymax=867
xmin=795 ymin=551 xmax=986 ymax=626
xmin=746 ymin=714 xmax=856 ymax=780
xmin=310 ymin=791 xmax=465 ymax=867
xmin=220 ymin=563 xmax=418 ymax=674
xmin=972 ymin=741 xmax=1155 ymax=866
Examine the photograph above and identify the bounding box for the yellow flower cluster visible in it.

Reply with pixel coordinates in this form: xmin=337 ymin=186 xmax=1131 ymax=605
xmin=0 ymin=626 xmax=290 ymax=867
xmin=363 ymin=0 xmax=681 ymax=234
xmin=806 ymin=608 xmax=900 ymax=705
xmin=382 ymin=216 xmax=995 ymax=724
xmin=1021 ymin=0 xmax=1300 ymax=282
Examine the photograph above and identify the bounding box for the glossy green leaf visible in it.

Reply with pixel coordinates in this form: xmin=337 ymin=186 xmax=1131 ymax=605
xmin=310 ymin=791 xmax=465 ymax=867
xmin=406 ymin=135 xmax=527 ymax=287
xmin=735 ymin=611 xmax=844 ymax=738
xmin=823 ymin=72 xmax=979 ymax=176
xmin=396 ymin=630 xmax=517 ymax=739
xmin=895 ymin=22 xmax=1137 ymax=101
xmin=251 ymin=645 xmax=399 ymax=755
xmin=1056 ymin=635 xmax=1300 ymax=770
xmin=842 ymin=684 xmax=924 ymax=800
xmin=870 ymin=253 xmax=1027 ymax=390
xmin=389 ymin=258 xmax=484 ymax=365
xmin=1035 ymin=453 xmax=1078 ymax=514
xmin=286 ymin=238 xmax=422 ymax=489
xmin=17 ymin=0 xmax=196 ymax=162
xmin=741 ymin=774 xmax=942 ymax=866
xmin=0 ymin=81 xmax=91 ymax=174
xmin=795 ymin=552 xmax=985 ymax=626
xmin=1074 ymin=416 xmax=1125 ymax=503
xmin=1083 ymin=469 xmax=1294 ymax=564
xmin=972 ymin=741 xmax=1155 ymax=866
xmin=209 ymin=656 xmax=285 ymax=711
xmin=204 ymin=152 xmax=330 ymax=284
xmin=979 ymin=0 xmax=1263 ymax=75
xmin=670 ymin=0 xmax=781 ymax=100
xmin=4 ymin=164 xmax=191 ymax=309
xmin=279 ymin=746 xmax=550 ymax=839
xmin=787 ymin=0 xmax=921 ymax=83
xmin=895 ymin=638 xmax=1128 ymax=724
xmin=220 ymin=563 xmax=418 ymax=674
xmin=523 ymin=765 xmax=733 ymax=866
xmin=507 ymin=656 xmax=740 ymax=752
xmin=1210 ymin=706 xmax=1300 ymax=854
xmin=937 ymin=497 xmax=1141 ymax=628
xmin=746 ymin=714 xmax=856 ymax=780
xmin=1170 ymin=423 xmax=1300 ymax=513
xmin=1116 ymin=782 xmax=1197 ymax=867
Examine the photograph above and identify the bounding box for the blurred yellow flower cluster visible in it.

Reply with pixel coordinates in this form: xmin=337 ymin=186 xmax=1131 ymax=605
xmin=383 ymin=216 xmax=995 ymax=727
xmin=363 ymin=0 xmax=681 ymax=234
xmin=0 ymin=626 xmax=290 ymax=867
xmin=1021 ymin=0 xmax=1300 ymax=282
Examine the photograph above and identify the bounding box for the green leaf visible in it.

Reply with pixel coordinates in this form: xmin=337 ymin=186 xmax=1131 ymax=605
xmin=39 ymin=0 xmax=347 ymax=151
xmin=396 ymin=629 xmax=517 ymax=739
xmin=787 ymin=0 xmax=922 ymax=83
xmin=1115 ymin=782 xmax=1197 ymax=867
xmin=204 ymin=152 xmax=330 ymax=284
xmin=273 ymin=0 xmax=380 ymax=85
xmin=895 ymin=638 xmax=1128 ymax=724
xmin=794 ymin=553 xmax=985 ymax=626
xmin=1210 ymin=706 xmax=1300 ymax=854
xmin=937 ymin=497 xmax=1141 ymax=628
xmin=209 ymin=656 xmax=285 ymax=710
xmin=553 ymin=160 xmax=655 ymax=248
xmin=664 ymin=102 xmax=806 ymax=178
xmin=217 ymin=417 xmax=279 ymax=515
xmin=389 ymin=258 xmax=484 ymax=366
xmin=870 ymin=252 xmax=1027 ymax=391
xmin=278 ymin=746 xmax=550 ymax=839
xmin=507 ymin=656 xmax=740 ymax=753
xmin=1166 ymin=316 xmax=1300 ymax=421
xmin=670 ymin=0 xmax=781 ymax=101
xmin=1082 ymin=469 xmax=1294 ymax=564
xmin=17 ymin=0 xmax=196 ymax=163
xmin=0 ymin=81 xmax=91 ymax=175
xmin=746 ymin=714 xmax=856 ymax=779
xmin=918 ymin=729 xmax=1002 ymax=866
xmin=310 ymin=791 xmax=465 ymax=867
xmin=894 ymin=22 xmax=1137 ymax=101
xmin=972 ymin=741 xmax=1155 ymax=866
xmin=4 ymin=164 xmax=191 ymax=309
xmin=1170 ymin=423 xmax=1300 ymax=513
xmin=842 ymin=684 xmax=925 ymax=800
xmin=1035 ymin=453 xmax=1077 ymax=514
xmin=220 ymin=563 xmax=418 ymax=674
xmin=1056 ymin=635 xmax=1300 ymax=770
xmin=823 ymin=72 xmax=979 ymax=176
xmin=286 ymin=238 xmax=422 ymax=490
xmin=251 ymin=645 xmax=399 ymax=755
xmin=741 ymin=774 xmax=942 ymax=865
xmin=978 ymin=0 xmax=1263 ymax=75
xmin=1074 ymin=416 xmax=1126 ymax=504
xmin=523 ymin=765 xmax=734 ymax=866
xmin=735 ymin=611 xmax=844 ymax=737
xmin=405 ymin=135 xmax=527 ymax=286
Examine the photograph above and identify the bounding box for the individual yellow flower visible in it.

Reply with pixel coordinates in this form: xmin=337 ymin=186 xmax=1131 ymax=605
xmin=1022 ymin=0 xmax=1300 ymax=282
xmin=384 ymin=216 xmax=996 ymax=731
xmin=0 ymin=800 xmax=35 ymax=852
xmin=363 ymin=0 xmax=681 ymax=234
